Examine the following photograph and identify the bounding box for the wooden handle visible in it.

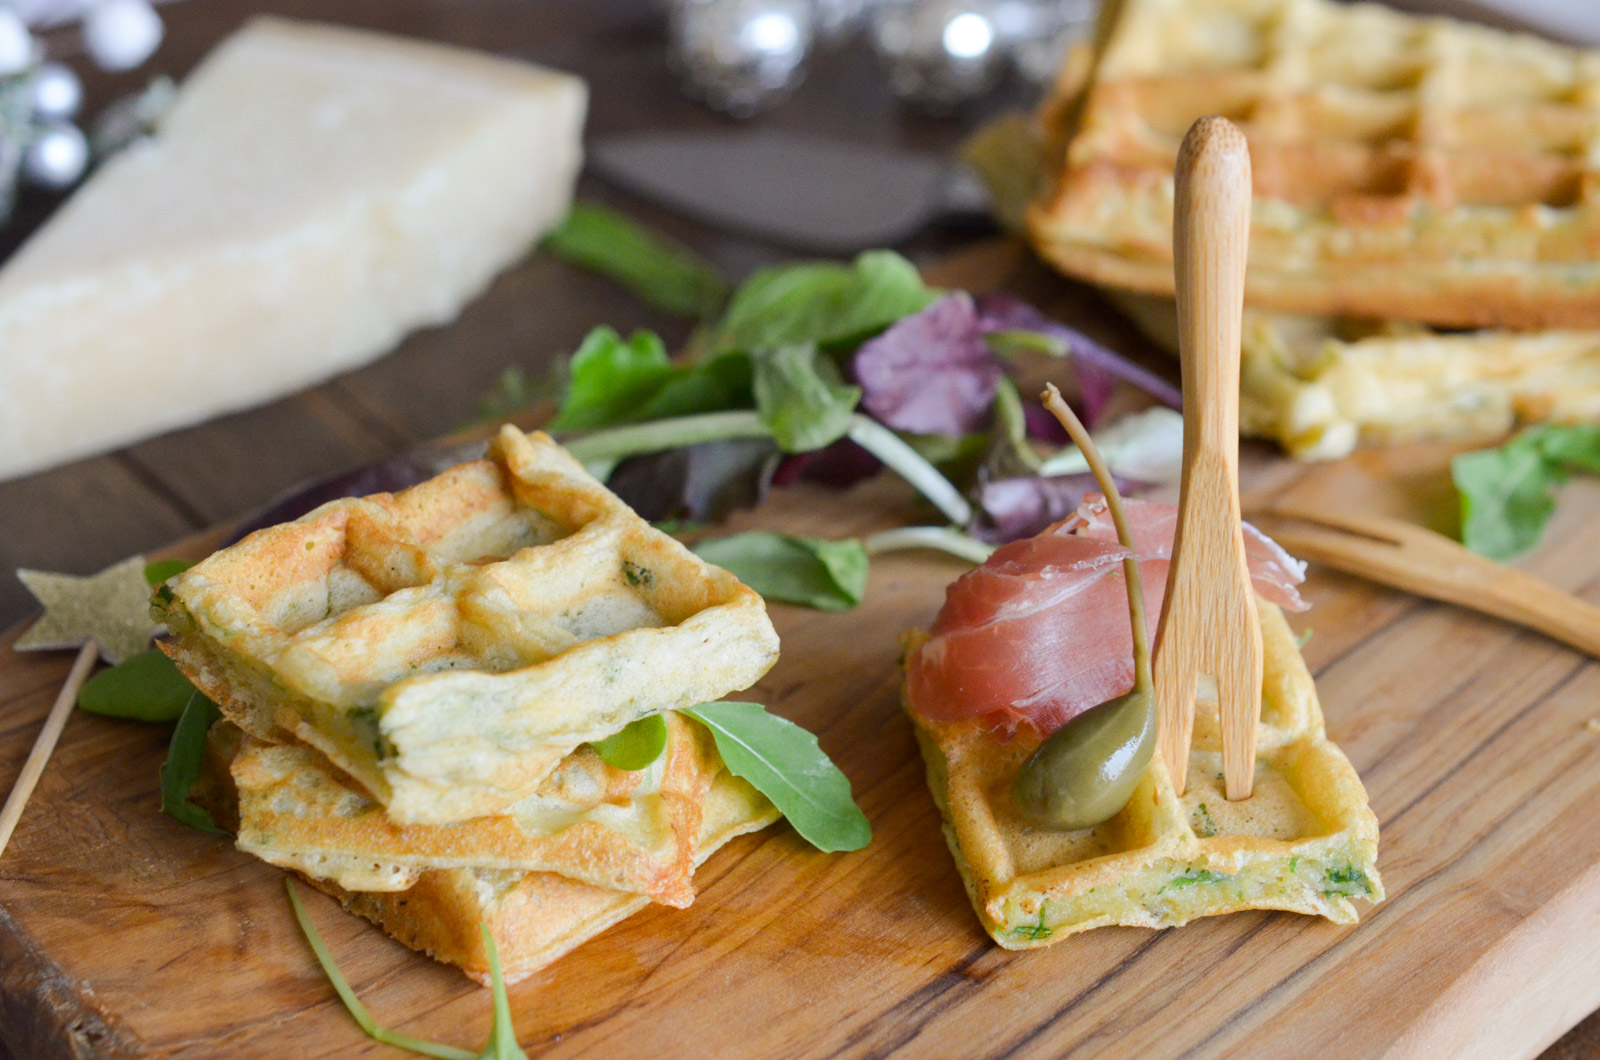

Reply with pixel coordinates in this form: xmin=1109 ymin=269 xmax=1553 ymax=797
xmin=1252 ymin=510 xmax=1600 ymax=660
xmin=1155 ymin=117 xmax=1262 ymax=800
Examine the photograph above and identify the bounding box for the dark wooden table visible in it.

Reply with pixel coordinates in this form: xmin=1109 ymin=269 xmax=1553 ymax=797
xmin=0 ymin=1 xmax=1596 ymax=1056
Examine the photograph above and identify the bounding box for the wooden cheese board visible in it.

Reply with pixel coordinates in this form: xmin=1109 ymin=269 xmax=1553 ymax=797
xmin=4 ymin=245 xmax=1600 ymax=1059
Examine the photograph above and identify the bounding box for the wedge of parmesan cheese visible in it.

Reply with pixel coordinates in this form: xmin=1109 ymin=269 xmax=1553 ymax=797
xmin=0 ymin=17 xmax=586 ymax=482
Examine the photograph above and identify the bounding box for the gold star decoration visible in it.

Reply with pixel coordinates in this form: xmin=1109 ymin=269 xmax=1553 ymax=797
xmin=13 ymin=556 xmax=159 ymax=665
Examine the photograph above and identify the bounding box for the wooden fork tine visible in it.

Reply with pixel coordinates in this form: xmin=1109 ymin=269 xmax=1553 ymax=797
xmin=1154 ymin=116 xmax=1261 ymax=800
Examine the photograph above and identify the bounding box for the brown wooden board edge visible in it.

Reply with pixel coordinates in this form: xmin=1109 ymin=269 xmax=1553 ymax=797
xmin=0 ymin=899 xmax=143 ymax=1059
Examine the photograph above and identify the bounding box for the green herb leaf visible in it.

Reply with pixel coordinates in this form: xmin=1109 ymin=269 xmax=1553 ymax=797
xmin=680 ymin=701 xmax=870 ymax=852
xmin=540 ymin=202 xmax=730 ymax=320
xmin=694 ymin=532 xmax=869 ymax=611
xmin=1322 ymin=863 xmax=1373 ymax=898
xmin=143 ymin=558 xmax=193 ymax=587
xmin=286 ymin=880 xmax=478 ymax=1060
xmin=477 ymin=926 xmax=529 ymax=1060
xmin=1454 ymin=424 xmax=1600 ymax=560
xmin=159 ymin=691 xmax=230 ymax=837
xmin=1158 ymin=868 xmax=1232 ymax=893
xmin=712 ymin=250 xmax=936 ymax=353
xmin=550 ymin=327 xmax=678 ymax=432
xmin=751 ymin=343 xmax=861 ymax=453
xmin=588 ymin=714 xmax=668 ymax=770
xmin=636 ymin=349 xmax=754 ymax=421
xmin=79 ymin=648 xmax=195 ymax=722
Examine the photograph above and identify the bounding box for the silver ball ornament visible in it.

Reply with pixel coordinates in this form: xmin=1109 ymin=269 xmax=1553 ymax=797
xmin=83 ymin=0 xmax=164 ymax=73
xmin=23 ymin=121 xmax=89 ymax=190
xmin=869 ymin=0 xmax=1006 ymax=109
xmin=28 ymin=63 xmax=83 ymax=122
xmin=0 ymin=9 xmax=35 ymax=78
xmin=670 ymin=0 xmax=813 ymax=118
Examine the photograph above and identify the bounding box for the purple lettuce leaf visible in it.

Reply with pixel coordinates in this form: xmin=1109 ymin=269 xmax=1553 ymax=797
xmin=606 ymin=438 xmax=781 ymax=522
xmin=772 ymin=436 xmax=883 ymax=489
xmin=971 ymin=471 xmax=1145 ymax=544
xmin=851 ymin=292 xmax=1004 ymax=436
xmin=973 ymin=292 xmax=1182 ymax=424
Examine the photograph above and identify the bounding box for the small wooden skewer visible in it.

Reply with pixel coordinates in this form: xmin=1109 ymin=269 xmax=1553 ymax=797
xmin=1245 ymin=502 xmax=1600 ymax=660
xmin=1154 ymin=116 xmax=1262 ymax=800
xmin=0 ymin=639 xmax=97 ymax=858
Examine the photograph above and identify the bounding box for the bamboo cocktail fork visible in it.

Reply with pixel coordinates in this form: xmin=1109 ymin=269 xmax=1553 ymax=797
xmin=1153 ymin=117 xmax=1261 ymax=800
xmin=1244 ymin=501 xmax=1600 ymax=661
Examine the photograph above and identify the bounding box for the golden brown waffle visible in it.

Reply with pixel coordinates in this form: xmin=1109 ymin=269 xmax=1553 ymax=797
xmin=906 ymin=602 xmax=1383 ymax=947
xmin=199 ymin=718 xmax=779 ymax=985
xmin=1028 ymin=0 xmax=1600 ymax=330
xmin=1108 ymin=290 xmax=1600 ymax=460
xmin=159 ymin=425 xmax=780 ymax=825
xmin=231 ymin=713 xmax=720 ymax=907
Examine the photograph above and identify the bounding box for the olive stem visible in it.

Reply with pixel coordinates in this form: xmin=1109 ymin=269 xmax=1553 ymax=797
xmin=1040 ymin=385 xmax=1152 ymax=692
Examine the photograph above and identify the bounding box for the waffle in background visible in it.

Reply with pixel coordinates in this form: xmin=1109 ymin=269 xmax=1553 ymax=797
xmin=904 ymin=603 xmax=1382 ymax=948
xmin=1027 ymin=0 xmax=1600 ymax=332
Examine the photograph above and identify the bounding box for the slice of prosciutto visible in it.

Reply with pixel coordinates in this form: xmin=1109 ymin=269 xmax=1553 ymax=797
xmin=907 ymin=496 xmax=1308 ymax=736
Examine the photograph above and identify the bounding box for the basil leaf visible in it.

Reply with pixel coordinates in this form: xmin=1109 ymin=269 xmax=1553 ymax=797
xmin=550 ymin=327 xmax=678 ymax=432
xmin=681 ymin=702 xmax=870 ymax=852
xmin=694 ymin=532 xmax=868 ymax=611
xmin=79 ymin=648 xmax=195 ymax=722
xmin=286 ymin=880 xmax=480 ymax=1060
xmin=143 ymin=558 xmax=193 ymax=587
xmin=540 ymin=202 xmax=730 ymax=320
xmin=752 ymin=343 xmax=861 ymax=453
xmin=1453 ymin=424 xmax=1600 ymax=560
xmin=589 ymin=714 xmax=668 ymax=770
xmin=477 ymin=926 xmax=529 ymax=1060
xmin=712 ymin=250 xmax=936 ymax=353
xmin=159 ymin=691 xmax=230 ymax=837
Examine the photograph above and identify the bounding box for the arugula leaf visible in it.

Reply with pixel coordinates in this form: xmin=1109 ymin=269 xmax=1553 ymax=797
xmin=681 ymin=701 xmax=870 ymax=852
xmin=589 ymin=714 xmax=668 ymax=770
xmin=550 ymin=327 xmax=678 ymax=432
xmin=712 ymin=250 xmax=936 ymax=353
xmin=752 ymin=343 xmax=861 ymax=453
xmin=694 ymin=532 xmax=869 ymax=611
xmin=285 ymin=880 xmax=480 ymax=1060
xmin=159 ymin=691 xmax=230 ymax=837
xmin=1454 ymin=424 xmax=1600 ymax=560
xmin=540 ymin=202 xmax=730 ymax=319
xmin=143 ymin=558 xmax=193 ymax=586
xmin=79 ymin=648 xmax=195 ymax=722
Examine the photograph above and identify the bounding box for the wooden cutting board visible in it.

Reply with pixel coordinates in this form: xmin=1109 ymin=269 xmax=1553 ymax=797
xmin=4 ymin=245 xmax=1600 ymax=1059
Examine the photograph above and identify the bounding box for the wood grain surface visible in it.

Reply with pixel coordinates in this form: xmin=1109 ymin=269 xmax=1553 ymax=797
xmin=1 ymin=2 xmax=1598 ymax=1057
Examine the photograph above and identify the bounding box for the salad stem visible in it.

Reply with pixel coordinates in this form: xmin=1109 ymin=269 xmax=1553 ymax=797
xmin=846 ymin=415 xmax=973 ymax=526
xmin=863 ymin=526 xmax=995 ymax=564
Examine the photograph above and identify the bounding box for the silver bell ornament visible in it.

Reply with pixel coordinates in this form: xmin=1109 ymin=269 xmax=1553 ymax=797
xmin=0 ymin=9 xmax=34 ymax=78
xmin=23 ymin=120 xmax=88 ymax=189
xmin=27 ymin=62 xmax=82 ymax=122
xmin=83 ymin=0 xmax=164 ymax=73
xmin=869 ymin=0 xmax=1006 ymax=109
xmin=670 ymin=0 xmax=813 ymax=118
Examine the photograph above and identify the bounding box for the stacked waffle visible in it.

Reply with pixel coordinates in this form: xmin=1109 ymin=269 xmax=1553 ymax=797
xmin=159 ymin=426 xmax=782 ymax=983
xmin=907 ymin=601 xmax=1381 ymax=946
xmin=1027 ymin=0 xmax=1600 ymax=458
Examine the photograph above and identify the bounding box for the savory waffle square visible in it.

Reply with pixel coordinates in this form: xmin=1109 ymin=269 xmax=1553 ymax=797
xmin=1028 ymin=0 xmax=1600 ymax=330
xmin=907 ymin=602 xmax=1383 ymax=947
xmin=159 ymin=425 xmax=780 ymax=825
xmin=319 ymin=769 xmax=779 ymax=985
xmin=1108 ymin=290 xmax=1600 ymax=460
xmin=229 ymin=712 xmax=719 ymax=907
xmin=198 ymin=719 xmax=780 ymax=985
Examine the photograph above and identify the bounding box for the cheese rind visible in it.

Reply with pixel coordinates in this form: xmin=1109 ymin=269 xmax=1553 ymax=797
xmin=0 ymin=17 xmax=586 ymax=482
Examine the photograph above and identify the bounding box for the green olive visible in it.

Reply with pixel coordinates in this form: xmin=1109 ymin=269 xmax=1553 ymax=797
xmin=1011 ymin=686 xmax=1157 ymax=831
